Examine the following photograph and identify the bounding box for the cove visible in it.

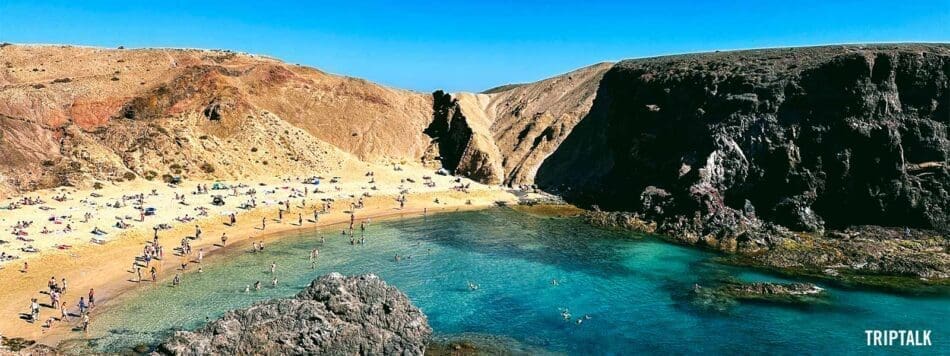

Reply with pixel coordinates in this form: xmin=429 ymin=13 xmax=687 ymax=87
xmin=68 ymin=209 xmax=947 ymax=355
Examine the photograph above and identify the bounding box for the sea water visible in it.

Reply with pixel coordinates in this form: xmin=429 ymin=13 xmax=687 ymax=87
xmin=75 ymin=209 xmax=947 ymax=355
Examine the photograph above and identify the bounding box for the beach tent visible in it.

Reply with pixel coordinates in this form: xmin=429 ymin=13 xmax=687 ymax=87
xmin=212 ymin=182 xmax=229 ymax=190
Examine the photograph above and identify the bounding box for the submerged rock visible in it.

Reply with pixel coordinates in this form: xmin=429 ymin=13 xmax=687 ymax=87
xmin=157 ymin=273 xmax=431 ymax=355
xmin=691 ymin=282 xmax=827 ymax=312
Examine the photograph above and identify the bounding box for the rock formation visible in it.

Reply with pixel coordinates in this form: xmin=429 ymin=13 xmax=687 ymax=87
xmin=157 ymin=273 xmax=431 ymax=355
xmin=538 ymin=44 xmax=950 ymax=239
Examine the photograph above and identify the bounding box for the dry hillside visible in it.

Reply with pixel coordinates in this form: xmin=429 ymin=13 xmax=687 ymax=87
xmin=0 ymin=45 xmax=434 ymax=195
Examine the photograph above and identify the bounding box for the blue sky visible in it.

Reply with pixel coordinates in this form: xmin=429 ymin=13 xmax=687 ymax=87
xmin=1 ymin=1 xmax=947 ymax=92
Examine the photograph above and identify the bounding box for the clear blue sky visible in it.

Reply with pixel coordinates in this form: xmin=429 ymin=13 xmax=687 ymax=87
xmin=1 ymin=1 xmax=947 ymax=92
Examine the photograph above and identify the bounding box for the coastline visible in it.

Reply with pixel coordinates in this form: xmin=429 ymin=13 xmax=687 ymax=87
xmin=0 ymin=163 xmax=517 ymax=346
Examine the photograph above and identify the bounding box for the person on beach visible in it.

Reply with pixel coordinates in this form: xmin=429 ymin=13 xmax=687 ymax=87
xmin=173 ymin=273 xmax=181 ymax=286
xmin=278 ymin=209 xmax=283 ymax=222
xmin=60 ymin=302 xmax=69 ymax=321
xmin=195 ymin=225 xmax=202 ymax=239
xmin=314 ymin=210 xmax=319 ymax=223
xmin=198 ymin=249 xmax=204 ymax=263
xmin=270 ymin=262 xmax=276 ymax=275
xmin=61 ymin=278 xmax=67 ymax=293
xmin=81 ymin=313 xmax=89 ymax=332
xmin=151 ymin=267 xmax=158 ymax=282
xmin=298 ymin=213 xmax=302 ymax=226
xmin=30 ymin=298 xmax=39 ymax=322
xmin=262 ymin=217 xmax=266 ymax=230
xmin=78 ymin=297 xmax=87 ymax=315
xmin=135 ymin=267 xmax=143 ymax=282
xmin=88 ymin=288 xmax=95 ymax=308
xmin=221 ymin=233 xmax=228 ymax=246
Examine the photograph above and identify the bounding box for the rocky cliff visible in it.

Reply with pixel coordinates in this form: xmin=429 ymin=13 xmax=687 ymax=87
xmin=158 ymin=273 xmax=431 ymax=355
xmin=538 ymin=44 xmax=950 ymax=239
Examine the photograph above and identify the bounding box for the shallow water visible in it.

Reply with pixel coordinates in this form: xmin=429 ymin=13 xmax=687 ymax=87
xmin=76 ymin=209 xmax=947 ymax=355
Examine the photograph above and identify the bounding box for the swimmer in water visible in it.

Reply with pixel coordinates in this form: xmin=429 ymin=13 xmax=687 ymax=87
xmin=254 ymin=281 xmax=261 ymax=290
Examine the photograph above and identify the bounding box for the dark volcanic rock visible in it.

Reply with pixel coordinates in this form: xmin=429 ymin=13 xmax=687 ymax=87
xmin=538 ymin=44 xmax=950 ymax=235
xmin=537 ymin=45 xmax=950 ymax=280
xmin=157 ymin=273 xmax=431 ymax=356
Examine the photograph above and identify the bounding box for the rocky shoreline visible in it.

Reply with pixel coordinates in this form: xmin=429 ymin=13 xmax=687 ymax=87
xmin=583 ymin=209 xmax=950 ymax=292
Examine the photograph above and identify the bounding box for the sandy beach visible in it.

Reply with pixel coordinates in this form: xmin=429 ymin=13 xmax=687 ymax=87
xmin=0 ymin=161 xmax=517 ymax=345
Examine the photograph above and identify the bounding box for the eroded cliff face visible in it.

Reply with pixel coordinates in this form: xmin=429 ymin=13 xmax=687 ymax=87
xmin=425 ymin=91 xmax=504 ymax=184
xmin=538 ymin=45 xmax=950 ymax=238
xmin=422 ymin=63 xmax=612 ymax=185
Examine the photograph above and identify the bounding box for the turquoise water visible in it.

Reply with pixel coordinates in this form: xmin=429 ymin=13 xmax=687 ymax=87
xmin=78 ymin=209 xmax=947 ymax=355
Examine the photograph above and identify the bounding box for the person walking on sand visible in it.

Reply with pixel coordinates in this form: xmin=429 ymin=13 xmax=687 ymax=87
xmin=221 ymin=233 xmax=228 ymax=246
xmin=195 ymin=225 xmax=202 ymax=239
xmin=81 ymin=313 xmax=89 ymax=332
xmin=262 ymin=217 xmax=266 ymax=230
xmin=60 ymin=302 xmax=69 ymax=321
xmin=30 ymin=298 xmax=39 ymax=322
xmin=61 ymin=278 xmax=67 ymax=293
xmin=78 ymin=297 xmax=87 ymax=315
xmin=88 ymin=288 xmax=95 ymax=308
xmin=151 ymin=267 xmax=158 ymax=282
xmin=298 ymin=213 xmax=302 ymax=226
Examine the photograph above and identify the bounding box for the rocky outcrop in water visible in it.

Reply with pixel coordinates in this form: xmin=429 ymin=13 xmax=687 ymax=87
xmin=690 ymin=282 xmax=826 ymax=312
xmin=157 ymin=273 xmax=431 ymax=356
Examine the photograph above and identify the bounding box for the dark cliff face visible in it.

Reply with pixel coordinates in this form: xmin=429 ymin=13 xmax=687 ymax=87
xmin=538 ymin=45 xmax=950 ymax=234
xmin=426 ymin=90 xmax=472 ymax=172
xmin=425 ymin=90 xmax=504 ymax=183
